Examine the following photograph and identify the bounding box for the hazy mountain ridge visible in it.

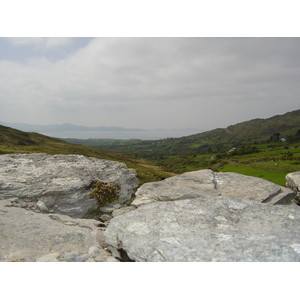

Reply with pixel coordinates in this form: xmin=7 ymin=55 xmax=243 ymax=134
xmin=0 ymin=122 xmax=147 ymax=133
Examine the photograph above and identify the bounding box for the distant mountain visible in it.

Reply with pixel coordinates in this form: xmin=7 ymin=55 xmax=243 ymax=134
xmin=0 ymin=122 xmax=147 ymax=133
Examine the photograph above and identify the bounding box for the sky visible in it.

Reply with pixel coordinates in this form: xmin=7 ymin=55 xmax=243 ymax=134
xmin=1 ymin=1 xmax=300 ymax=133
xmin=1 ymin=37 xmax=300 ymax=131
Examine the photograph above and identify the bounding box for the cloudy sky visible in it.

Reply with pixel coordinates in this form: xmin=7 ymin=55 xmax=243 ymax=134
xmin=1 ymin=37 xmax=300 ymax=131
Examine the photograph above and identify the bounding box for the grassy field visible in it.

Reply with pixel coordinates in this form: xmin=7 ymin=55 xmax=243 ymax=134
xmin=215 ymin=142 xmax=300 ymax=186
xmin=217 ymin=164 xmax=290 ymax=186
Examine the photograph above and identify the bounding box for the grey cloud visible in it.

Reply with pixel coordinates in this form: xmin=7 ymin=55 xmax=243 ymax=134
xmin=1 ymin=37 xmax=300 ymax=130
xmin=7 ymin=37 xmax=73 ymax=49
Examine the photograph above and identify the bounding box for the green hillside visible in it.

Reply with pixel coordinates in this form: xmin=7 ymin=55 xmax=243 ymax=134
xmin=0 ymin=125 xmax=174 ymax=184
xmin=62 ymin=109 xmax=300 ymax=158
xmin=166 ymin=109 xmax=300 ymax=154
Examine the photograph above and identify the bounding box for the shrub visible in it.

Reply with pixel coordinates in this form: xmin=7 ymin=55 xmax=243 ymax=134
xmin=86 ymin=180 xmax=119 ymax=206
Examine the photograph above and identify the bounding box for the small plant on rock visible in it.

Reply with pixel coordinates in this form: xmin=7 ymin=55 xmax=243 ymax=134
xmin=86 ymin=180 xmax=119 ymax=206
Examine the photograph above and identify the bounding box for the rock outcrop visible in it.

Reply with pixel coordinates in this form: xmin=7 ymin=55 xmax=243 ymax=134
xmin=104 ymin=195 xmax=300 ymax=262
xmin=0 ymin=198 xmax=118 ymax=262
xmin=132 ymin=169 xmax=295 ymax=207
xmin=286 ymin=171 xmax=300 ymax=205
xmin=2 ymin=155 xmax=300 ymax=262
xmin=104 ymin=170 xmax=300 ymax=262
xmin=0 ymin=153 xmax=139 ymax=218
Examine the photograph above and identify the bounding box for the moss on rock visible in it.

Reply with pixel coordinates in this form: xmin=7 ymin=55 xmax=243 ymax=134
xmin=88 ymin=180 xmax=119 ymax=206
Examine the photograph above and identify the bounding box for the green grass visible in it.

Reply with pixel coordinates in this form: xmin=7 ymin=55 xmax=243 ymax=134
xmin=214 ymin=142 xmax=300 ymax=186
xmin=218 ymin=164 xmax=291 ymax=186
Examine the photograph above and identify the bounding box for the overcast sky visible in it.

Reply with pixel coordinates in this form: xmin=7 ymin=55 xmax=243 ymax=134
xmin=1 ymin=37 xmax=299 ymax=131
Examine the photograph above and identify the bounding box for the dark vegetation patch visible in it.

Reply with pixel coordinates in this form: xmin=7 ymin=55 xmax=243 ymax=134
xmin=86 ymin=180 xmax=119 ymax=206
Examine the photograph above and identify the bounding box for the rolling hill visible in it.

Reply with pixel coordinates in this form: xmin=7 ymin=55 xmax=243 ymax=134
xmin=184 ymin=108 xmax=300 ymax=151
xmin=62 ymin=109 xmax=300 ymax=157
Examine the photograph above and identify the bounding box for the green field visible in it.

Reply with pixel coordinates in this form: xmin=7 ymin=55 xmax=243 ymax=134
xmin=217 ymin=164 xmax=291 ymax=186
xmin=214 ymin=143 xmax=300 ymax=186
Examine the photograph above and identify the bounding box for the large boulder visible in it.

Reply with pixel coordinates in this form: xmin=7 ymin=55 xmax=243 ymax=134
xmin=104 ymin=195 xmax=300 ymax=262
xmin=286 ymin=171 xmax=300 ymax=205
xmin=0 ymin=199 xmax=118 ymax=262
xmin=132 ymin=169 xmax=295 ymax=207
xmin=0 ymin=153 xmax=139 ymax=218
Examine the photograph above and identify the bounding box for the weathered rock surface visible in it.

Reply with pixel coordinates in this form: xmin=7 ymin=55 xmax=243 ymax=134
xmin=112 ymin=206 xmax=136 ymax=218
xmin=104 ymin=195 xmax=300 ymax=262
xmin=286 ymin=171 xmax=300 ymax=205
xmin=0 ymin=153 xmax=139 ymax=218
xmin=0 ymin=199 xmax=118 ymax=262
xmin=132 ymin=169 xmax=295 ymax=207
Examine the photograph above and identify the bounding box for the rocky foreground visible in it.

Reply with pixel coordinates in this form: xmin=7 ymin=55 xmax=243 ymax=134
xmin=1 ymin=153 xmax=300 ymax=262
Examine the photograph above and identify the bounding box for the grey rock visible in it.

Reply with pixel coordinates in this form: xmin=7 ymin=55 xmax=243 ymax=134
xmin=94 ymin=255 xmax=106 ymax=262
xmin=20 ymin=202 xmax=28 ymax=208
xmin=286 ymin=171 xmax=300 ymax=204
xmin=0 ymin=200 xmax=115 ymax=262
xmin=132 ymin=169 xmax=295 ymax=207
xmin=113 ymin=204 xmax=122 ymax=209
xmin=74 ymin=254 xmax=90 ymax=262
xmin=36 ymin=252 xmax=60 ymax=262
xmin=96 ymin=230 xmax=108 ymax=248
xmin=112 ymin=206 xmax=136 ymax=218
xmin=60 ymin=251 xmax=79 ymax=261
xmin=36 ymin=200 xmax=49 ymax=213
xmin=88 ymin=246 xmax=102 ymax=257
xmin=0 ymin=153 xmax=139 ymax=218
xmin=7 ymin=198 xmax=18 ymax=203
xmin=86 ymin=258 xmax=96 ymax=262
xmin=99 ymin=206 xmax=115 ymax=214
xmin=99 ymin=214 xmax=112 ymax=222
xmin=105 ymin=195 xmax=300 ymax=262
xmin=94 ymin=248 xmax=117 ymax=262
xmin=105 ymin=256 xmax=120 ymax=262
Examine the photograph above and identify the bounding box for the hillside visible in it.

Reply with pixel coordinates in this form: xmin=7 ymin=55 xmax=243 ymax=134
xmin=62 ymin=109 xmax=300 ymax=158
xmin=0 ymin=125 xmax=174 ymax=184
xmin=185 ymin=108 xmax=300 ymax=151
